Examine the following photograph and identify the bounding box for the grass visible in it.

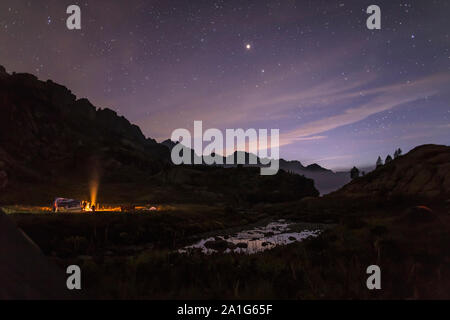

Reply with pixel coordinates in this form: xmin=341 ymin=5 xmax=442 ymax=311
xmin=10 ymin=204 xmax=267 ymax=257
xmin=8 ymin=195 xmax=450 ymax=299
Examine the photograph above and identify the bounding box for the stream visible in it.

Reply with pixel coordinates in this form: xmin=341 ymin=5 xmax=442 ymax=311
xmin=179 ymin=219 xmax=322 ymax=255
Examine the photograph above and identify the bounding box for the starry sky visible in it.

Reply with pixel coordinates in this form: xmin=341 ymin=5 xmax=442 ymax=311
xmin=0 ymin=0 xmax=449 ymax=170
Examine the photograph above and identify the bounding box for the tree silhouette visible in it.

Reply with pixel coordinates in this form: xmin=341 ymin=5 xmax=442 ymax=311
xmin=376 ymin=156 xmax=383 ymax=168
xmin=394 ymin=148 xmax=403 ymax=159
xmin=350 ymin=166 xmax=360 ymax=179
xmin=385 ymin=154 xmax=393 ymax=164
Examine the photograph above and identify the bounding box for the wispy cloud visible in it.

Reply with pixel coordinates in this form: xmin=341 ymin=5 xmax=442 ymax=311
xmin=279 ymin=73 xmax=450 ymax=147
xmin=135 ymin=41 xmax=370 ymax=140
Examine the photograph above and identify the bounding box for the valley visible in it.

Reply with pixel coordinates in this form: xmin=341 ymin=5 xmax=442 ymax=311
xmin=1 ymin=66 xmax=449 ymax=299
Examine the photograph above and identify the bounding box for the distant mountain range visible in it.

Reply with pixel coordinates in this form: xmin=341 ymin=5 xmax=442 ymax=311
xmin=161 ymin=139 xmax=353 ymax=194
xmin=279 ymin=159 xmax=352 ymax=195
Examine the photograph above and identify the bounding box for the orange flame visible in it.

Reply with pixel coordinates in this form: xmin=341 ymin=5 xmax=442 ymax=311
xmin=89 ymin=178 xmax=99 ymax=208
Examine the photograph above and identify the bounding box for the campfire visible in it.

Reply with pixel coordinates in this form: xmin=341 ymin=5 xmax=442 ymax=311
xmin=82 ymin=201 xmax=123 ymax=212
xmin=82 ymin=201 xmax=95 ymax=212
xmin=50 ymin=174 xmax=158 ymax=213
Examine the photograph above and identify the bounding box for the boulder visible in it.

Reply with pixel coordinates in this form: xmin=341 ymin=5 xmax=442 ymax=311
xmin=204 ymin=239 xmax=236 ymax=251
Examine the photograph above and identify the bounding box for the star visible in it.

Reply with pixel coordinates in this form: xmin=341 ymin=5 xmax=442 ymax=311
xmin=2 ymin=0 xmax=447 ymax=171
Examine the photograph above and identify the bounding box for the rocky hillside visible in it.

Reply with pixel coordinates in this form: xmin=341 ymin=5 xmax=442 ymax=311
xmin=0 ymin=66 xmax=319 ymax=204
xmin=154 ymin=165 xmax=319 ymax=204
xmin=0 ymin=65 xmax=169 ymax=191
xmin=332 ymin=144 xmax=450 ymax=199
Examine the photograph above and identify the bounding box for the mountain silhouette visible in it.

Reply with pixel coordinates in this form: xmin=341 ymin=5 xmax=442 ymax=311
xmin=0 ymin=66 xmax=319 ymax=203
xmin=162 ymin=139 xmax=351 ymax=194
xmin=0 ymin=66 xmax=169 ymax=190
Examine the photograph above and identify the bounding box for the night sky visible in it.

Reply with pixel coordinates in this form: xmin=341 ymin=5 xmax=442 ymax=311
xmin=1 ymin=0 xmax=449 ymax=170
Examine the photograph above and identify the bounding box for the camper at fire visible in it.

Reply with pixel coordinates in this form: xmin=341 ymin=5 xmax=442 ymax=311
xmin=52 ymin=198 xmax=83 ymax=212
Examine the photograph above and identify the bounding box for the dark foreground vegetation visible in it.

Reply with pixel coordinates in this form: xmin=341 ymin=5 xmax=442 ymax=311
xmin=9 ymin=195 xmax=450 ymax=299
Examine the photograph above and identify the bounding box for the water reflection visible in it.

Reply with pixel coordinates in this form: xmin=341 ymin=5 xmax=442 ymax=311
xmin=179 ymin=220 xmax=320 ymax=254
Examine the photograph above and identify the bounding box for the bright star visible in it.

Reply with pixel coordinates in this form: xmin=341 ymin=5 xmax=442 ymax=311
xmin=245 ymin=44 xmax=251 ymax=50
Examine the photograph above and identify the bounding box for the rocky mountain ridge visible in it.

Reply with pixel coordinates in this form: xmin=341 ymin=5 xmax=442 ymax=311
xmin=161 ymin=139 xmax=351 ymax=194
xmin=0 ymin=65 xmax=169 ymax=189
